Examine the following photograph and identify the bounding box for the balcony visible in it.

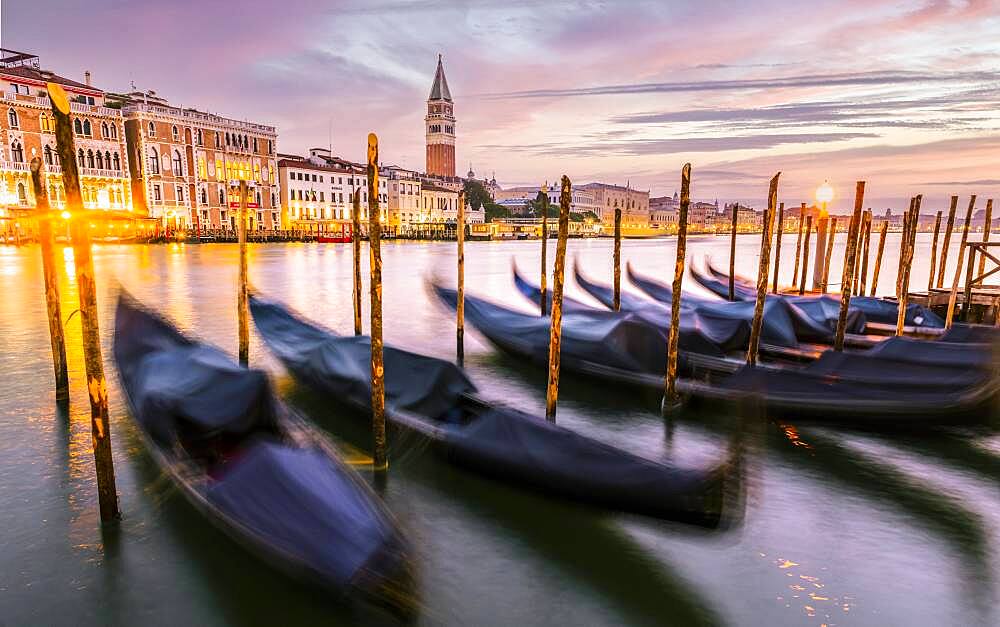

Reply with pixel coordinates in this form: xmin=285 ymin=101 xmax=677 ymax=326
xmin=79 ymin=167 xmax=127 ymax=179
xmin=0 ymin=160 xmax=30 ymax=172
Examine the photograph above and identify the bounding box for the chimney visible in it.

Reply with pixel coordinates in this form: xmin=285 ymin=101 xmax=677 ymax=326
xmin=84 ymin=71 xmax=91 ymax=86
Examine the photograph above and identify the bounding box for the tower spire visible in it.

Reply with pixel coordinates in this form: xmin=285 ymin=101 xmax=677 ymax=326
xmin=429 ymin=54 xmax=452 ymax=102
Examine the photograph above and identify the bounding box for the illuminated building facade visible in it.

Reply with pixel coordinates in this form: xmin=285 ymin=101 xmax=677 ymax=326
xmin=0 ymin=49 xmax=132 ymax=238
xmin=116 ymin=91 xmax=279 ymax=232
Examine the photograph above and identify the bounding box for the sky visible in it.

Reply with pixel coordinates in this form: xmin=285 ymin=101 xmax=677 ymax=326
xmin=4 ymin=0 xmax=999 ymax=211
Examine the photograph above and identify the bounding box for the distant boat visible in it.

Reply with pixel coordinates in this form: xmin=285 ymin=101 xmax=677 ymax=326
xmin=112 ymin=295 xmax=414 ymax=615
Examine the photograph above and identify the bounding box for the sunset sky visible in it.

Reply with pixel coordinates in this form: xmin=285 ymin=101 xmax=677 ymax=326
xmin=5 ymin=0 xmax=999 ymax=211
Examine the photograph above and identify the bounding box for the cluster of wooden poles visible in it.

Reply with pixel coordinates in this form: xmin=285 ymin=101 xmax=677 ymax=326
xmin=32 ymin=95 xmax=992 ymax=526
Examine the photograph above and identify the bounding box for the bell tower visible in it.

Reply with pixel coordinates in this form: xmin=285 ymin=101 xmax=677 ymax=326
xmin=425 ymin=54 xmax=455 ymax=177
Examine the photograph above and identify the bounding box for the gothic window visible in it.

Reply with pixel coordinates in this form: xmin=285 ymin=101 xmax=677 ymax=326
xmin=148 ymin=121 xmax=156 ymax=136
xmin=253 ymin=137 xmax=258 ymax=152
xmin=17 ymin=182 xmax=26 ymax=203
xmin=39 ymin=112 xmax=52 ymax=133
xmin=44 ymin=145 xmax=53 ymax=165
xmin=74 ymin=119 xmax=83 ymax=134
xmin=110 ymin=124 xmax=118 ymax=139
xmin=172 ymin=150 xmax=183 ymax=175
xmin=96 ymin=151 xmax=104 ymax=169
xmin=215 ymin=132 xmax=222 ymax=148
xmin=112 ymin=153 xmax=121 ymax=170
xmin=105 ymin=151 xmax=112 ymax=168
xmin=171 ymin=125 xmax=179 ymax=140
xmin=87 ymin=150 xmax=95 ymax=168
xmin=7 ymin=107 xmax=18 ymax=128
xmin=196 ymin=129 xmax=203 ymax=146
xmin=101 ymin=122 xmax=109 ymax=138
xmin=226 ymin=132 xmax=231 ymax=146
xmin=200 ymin=188 xmax=207 ymax=204
xmin=78 ymin=149 xmax=86 ymax=167
xmin=148 ymin=147 xmax=160 ymax=174
xmin=82 ymin=120 xmax=91 ymax=136
xmin=10 ymin=141 xmax=24 ymax=162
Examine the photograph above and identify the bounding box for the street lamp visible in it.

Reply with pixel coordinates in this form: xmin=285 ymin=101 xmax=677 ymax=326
xmin=816 ymin=181 xmax=834 ymax=214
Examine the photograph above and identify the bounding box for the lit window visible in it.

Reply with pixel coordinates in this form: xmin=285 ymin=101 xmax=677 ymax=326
xmin=39 ymin=112 xmax=52 ymax=133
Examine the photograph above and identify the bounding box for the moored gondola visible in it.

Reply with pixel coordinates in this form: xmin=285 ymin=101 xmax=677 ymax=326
xmin=249 ymin=294 xmax=734 ymax=527
xmin=112 ymin=295 xmax=414 ymax=615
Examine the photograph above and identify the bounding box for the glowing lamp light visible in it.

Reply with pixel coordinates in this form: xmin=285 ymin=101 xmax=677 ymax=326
xmin=97 ymin=189 xmax=111 ymax=209
xmin=816 ymin=181 xmax=834 ymax=205
xmin=61 ymin=211 xmax=71 ymax=220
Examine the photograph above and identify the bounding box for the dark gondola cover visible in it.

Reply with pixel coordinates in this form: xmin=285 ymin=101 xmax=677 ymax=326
xmin=941 ymin=323 xmax=1000 ymax=344
xmin=867 ymin=336 xmax=998 ymax=369
xmin=113 ymin=296 xmax=408 ymax=599
xmin=251 ymin=295 xmax=731 ymax=525
xmin=701 ymin=260 xmax=943 ymax=329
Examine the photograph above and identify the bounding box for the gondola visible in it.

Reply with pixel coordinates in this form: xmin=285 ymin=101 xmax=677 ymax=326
xmin=249 ymin=294 xmax=733 ymax=527
xmin=699 ymin=259 xmax=945 ymax=333
xmin=112 ymin=295 xmax=413 ymax=613
xmin=435 ymin=283 xmax=1000 ymax=425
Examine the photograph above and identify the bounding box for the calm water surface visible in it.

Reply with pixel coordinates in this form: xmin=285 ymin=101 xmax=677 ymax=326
xmin=1 ymin=234 xmax=998 ymax=626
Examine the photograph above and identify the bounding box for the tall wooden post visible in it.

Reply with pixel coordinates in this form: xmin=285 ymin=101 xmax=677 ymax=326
xmin=937 ymin=195 xmax=958 ymax=288
xmin=613 ymin=199 xmax=622 ymax=311
xmin=928 ymin=210 xmax=942 ymax=292
xmin=663 ymin=164 xmax=691 ymax=415
xmin=791 ymin=203 xmax=805 ymax=289
xmin=367 ymin=134 xmax=387 ymax=470
xmin=821 ymin=217 xmax=837 ymax=293
xmin=30 ymin=158 xmax=69 ymax=402
xmin=352 ymin=187 xmax=363 ymax=335
xmin=772 ymin=202 xmax=784 ymax=293
xmin=545 ymin=176 xmax=571 ymax=422
xmin=977 ymin=199 xmax=993 ymax=279
xmin=728 ymin=202 xmax=738 ymax=300
xmin=896 ymin=196 xmax=921 ymax=335
xmin=747 ymin=173 xmax=780 ymax=366
xmin=834 ymin=182 xmax=865 ymax=350
xmin=945 ymin=196 xmax=976 ymax=328
xmin=49 ymin=83 xmax=119 ymax=523
xmin=896 ymin=202 xmax=913 ymax=300
xmin=813 ymin=214 xmax=828 ymax=290
xmin=851 ymin=209 xmax=866 ymax=295
xmin=858 ymin=211 xmax=872 ymax=296
xmin=237 ymin=180 xmax=249 ymax=367
xmin=870 ymin=220 xmax=888 ymax=296
xmin=456 ymin=190 xmax=465 ymax=366
xmin=799 ymin=216 xmax=813 ymax=295
xmin=540 ymin=183 xmax=548 ymax=315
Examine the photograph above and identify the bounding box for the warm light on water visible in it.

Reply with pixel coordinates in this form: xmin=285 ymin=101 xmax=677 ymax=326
xmin=0 ymin=236 xmax=997 ymax=625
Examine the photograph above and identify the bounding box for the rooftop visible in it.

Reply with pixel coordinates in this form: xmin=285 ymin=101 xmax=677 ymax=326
xmin=429 ymin=54 xmax=452 ymax=102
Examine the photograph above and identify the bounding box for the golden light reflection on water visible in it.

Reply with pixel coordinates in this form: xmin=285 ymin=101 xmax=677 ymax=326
xmin=763 ymin=551 xmax=856 ymax=624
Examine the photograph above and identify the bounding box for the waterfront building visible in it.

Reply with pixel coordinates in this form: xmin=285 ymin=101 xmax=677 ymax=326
xmin=113 ymin=90 xmax=279 ymax=232
xmin=649 ymin=193 xmax=678 ymax=228
xmin=425 ymin=55 xmax=456 ymax=178
xmin=578 ymin=182 xmax=650 ymax=228
xmin=0 ymin=49 xmax=133 ymax=237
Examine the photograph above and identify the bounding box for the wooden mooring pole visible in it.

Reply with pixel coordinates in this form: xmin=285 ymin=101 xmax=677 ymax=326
xmin=747 ymin=173 xmax=780 ymax=366
xmin=545 ymin=176 xmax=571 ymax=422
xmin=456 ymin=190 xmax=465 ymax=366
xmin=791 ymin=203 xmax=805 ymax=290
xmin=663 ymin=164 xmax=691 ymax=415
xmin=977 ymin=199 xmax=993 ymax=279
xmin=858 ymin=210 xmax=872 ymax=296
xmin=540 ymin=182 xmax=548 ymax=315
xmin=834 ymin=182 xmax=865 ymax=350
xmin=937 ymin=195 xmax=958 ymax=288
xmin=896 ymin=195 xmax=921 ymax=335
xmin=772 ymin=202 xmax=784 ymax=293
xmin=896 ymin=202 xmax=913 ymax=300
xmin=798 ymin=215 xmax=812 ymax=295
xmin=352 ymin=187 xmax=363 ymax=335
xmin=928 ymin=210 xmax=942 ymax=293
xmin=367 ymin=134 xmax=387 ymax=470
xmin=728 ymin=202 xmax=738 ymax=300
xmin=821 ymin=217 xmax=837 ymax=293
xmin=237 ymin=180 xmax=249 ymax=367
xmin=613 ymin=197 xmax=622 ymax=311
xmin=945 ymin=195 xmax=976 ymax=327
xmin=49 ymin=83 xmax=119 ymax=523
xmin=870 ymin=219 xmax=888 ymax=296
xmin=30 ymin=158 xmax=69 ymax=402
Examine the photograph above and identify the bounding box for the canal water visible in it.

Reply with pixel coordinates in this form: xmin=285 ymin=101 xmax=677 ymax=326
xmin=1 ymin=234 xmax=998 ymax=626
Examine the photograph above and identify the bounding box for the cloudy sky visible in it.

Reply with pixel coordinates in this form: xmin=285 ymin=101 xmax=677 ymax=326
xmin=4 ymin=0 xmax=999 ymax=210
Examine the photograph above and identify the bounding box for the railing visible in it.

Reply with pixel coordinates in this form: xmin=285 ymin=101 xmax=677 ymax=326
xmin=959 ymin=241 xmax=1000 ymax=321
xmin=69 ymin=101 xmax=121 ymax=118
xmin=123 ymin=103 xmax=276 ymax=134
xmin=79 ymin=167 xmax=126 ymax=179
xmin=0 ymin=160 xmax=30 ymax=172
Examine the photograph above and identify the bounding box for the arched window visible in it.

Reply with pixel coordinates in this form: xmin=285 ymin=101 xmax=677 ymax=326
xmin=10 ymin=141 xmax=24 ymax=162
xmin=215 ymin=132 xmax=221 ymax=148
xmin=17 ymin=182 xmax=26 ymax=203
xmin=112 ymin=153 xmax=120 ymax=171
xmin=95 ymin=151 xmax=104 ymax=169
xmin=105 ymin=151 xmax=112 ymax=168
xmin=200 ymin=188 xmax=207 ymax=204
xmin=101 ymin=122 xmax=109 ymax=138
xmin=110 ymin=124 xmax=117 ymax=139
xmin=225 ymin=132 xmax=231 ymax=146
xmin=8 ymin=107 xmax=18 ymax=127
xmin=196 ymin=129 xmax=203 ymax=145
xmin=39 ymin=113 xmax=52 ymax=133
xmin=148 ymin=147 xmax=160 ymax=174
xmin=87 ymin=150 xmax=95 ymax=168
xmin=148 ymin=121 xmax=156 ymax=136
xmin=171 ymin=125 xmax=179 ymax=140
xmin=74 ymin=118 xmax=83 ymax=134
xmin=43 ymin=145 xmax=53 ymax=165
xmin=82 ymin=120 xmax=91 ymax=136
xmin=78 ymin=149 xmax=86 ymax=167
xmin=172 ymin=151 xmax=183 ymax=175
